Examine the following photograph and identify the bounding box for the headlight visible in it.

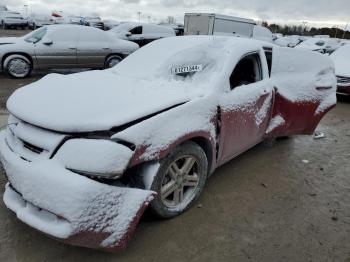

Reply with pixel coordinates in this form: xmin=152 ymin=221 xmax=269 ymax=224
xmin=54 ymin=139 xmax=134 ymax=179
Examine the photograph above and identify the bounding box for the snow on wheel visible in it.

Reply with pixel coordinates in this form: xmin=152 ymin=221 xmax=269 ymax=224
xmin=4 ymin=55 xmax=32 ymax=78
xmin=149 ymin=142 xmax=208 ymax=218
xmin=105 ymin=55 xmax=123 ymax=69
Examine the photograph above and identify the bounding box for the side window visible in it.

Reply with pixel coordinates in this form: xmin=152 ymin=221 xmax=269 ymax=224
xmin=130 ymin=26 xmax=142 ymax=35
xmin=48 ymin=28 xmax=78 ymax=43
xmin=79 ymin=28 xmax=108 ymax=42
xmin=230 ymin=53 xmax=262 ymax=90
xmin=264 ymin=48 xmax=273 ymax=77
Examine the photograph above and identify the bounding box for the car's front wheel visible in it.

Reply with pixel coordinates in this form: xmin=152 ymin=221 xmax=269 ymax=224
xmin=149 ymin=142 xmax=208 ymax=218
xmin=4 ymin=55 xmax=32 ymax=78
xmin=104 ymin=55 xmax=123 ymax=69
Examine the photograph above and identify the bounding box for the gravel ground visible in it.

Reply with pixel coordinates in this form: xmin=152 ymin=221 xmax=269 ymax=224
xmin=0 ymin=28 xmax=350 ymax=262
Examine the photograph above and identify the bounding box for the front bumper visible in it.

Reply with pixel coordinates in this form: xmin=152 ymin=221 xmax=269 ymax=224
xmin=0 ymin=131 xmax=155 ymax=251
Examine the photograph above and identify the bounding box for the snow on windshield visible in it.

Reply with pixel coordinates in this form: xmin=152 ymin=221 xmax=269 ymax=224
xmin=113 ymin=36 xmax=229 ymax=82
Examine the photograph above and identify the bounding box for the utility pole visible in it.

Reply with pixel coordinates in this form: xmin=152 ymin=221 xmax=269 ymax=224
xmin=302 ymin=21 xmax=308 ymax=36
xmin=342 ymin=22 xmax=349 ymax=39
xmin=24 ymin=4 xmax=28 ymax=17
xmin=137 ymin=11 xmax=141 ymax=23
xmin=335 ymin=25 xmax=339 ymax=38
xmin=148 ymin=15 xmax=151 ymax=24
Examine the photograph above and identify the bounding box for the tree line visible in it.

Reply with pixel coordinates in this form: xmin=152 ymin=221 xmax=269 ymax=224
xmin=261 ymin=21 xmax=350 ymax=39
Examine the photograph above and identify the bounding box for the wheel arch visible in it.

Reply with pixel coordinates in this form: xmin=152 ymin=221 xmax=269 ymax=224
xmin=2 ymin=52 xmax=34 ymax=70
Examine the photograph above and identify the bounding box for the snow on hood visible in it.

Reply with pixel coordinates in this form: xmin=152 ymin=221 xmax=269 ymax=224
xmin=0 ymin=37 xmax=18 ymax=45
xmin=7 ymin=70 xmax=200 ymax=133
xmin=330 ymin=44 xmax=350 ymax=77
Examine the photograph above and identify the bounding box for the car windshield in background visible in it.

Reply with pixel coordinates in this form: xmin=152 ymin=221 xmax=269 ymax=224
xmin=113 ymin=37 xmax=227 ymax=81
xmin=24 ymin=27 xmax=47 ymax=43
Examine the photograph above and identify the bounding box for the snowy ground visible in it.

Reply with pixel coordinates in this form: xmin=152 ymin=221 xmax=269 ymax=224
xmin=0 ymin=29 xmax=350 ymax=261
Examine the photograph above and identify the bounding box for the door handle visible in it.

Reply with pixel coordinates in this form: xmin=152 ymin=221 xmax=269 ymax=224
xmin=102 ymin=47 xmax=110 ymax=50
xmin=316 ymin=86 xmax=332 ymax=91
xmin=68 ymin=47 xmax=76 ymax=50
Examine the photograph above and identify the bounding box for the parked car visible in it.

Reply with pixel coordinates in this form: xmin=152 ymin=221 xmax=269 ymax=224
xmin=0 ymin=25 xmax=139 ymax=78
xmin=68 ymin=15 xmax=83 ymax=25
xmin=158 ymin=22 xmax=184 ymax=36
xmin=110 ymin=22 xmax=175 ymax=46
xmin=0 ymin=11 xmax=28 ymax=29
xmin=330 ymin=44 xmax=350 ymax=96
xmin=28 ymin=14 xmax=54 ymax=30
xmin=82 ymin=16 xmax=104 ymax=30
xmin=0 ymin=36 xmax=336 ymax=251
xmin=295 ymin=37 xmax=341 ymax=54
xmin=274 ymin=35 xmax=303 ymax=47
xmin=103 ymin=19 xmax=120 ymax=30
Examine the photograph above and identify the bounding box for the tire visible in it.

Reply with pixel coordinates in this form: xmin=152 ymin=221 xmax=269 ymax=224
xmin=104 ymin=55 xmax=123 ymax=69
xmin=33 ymin=23 xmax=37 ymax=30
xmin=149 ymin=141 xmax=208 ymax=218
xmin=4 ymin=55 xmax=32 ymax=78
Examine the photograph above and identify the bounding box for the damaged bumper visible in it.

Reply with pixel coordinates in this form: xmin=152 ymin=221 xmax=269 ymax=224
xmin=0 ymin=131 xmax=155 ymax=251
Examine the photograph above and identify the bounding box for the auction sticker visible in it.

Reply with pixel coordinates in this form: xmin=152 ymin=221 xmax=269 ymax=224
xmin=172 ymin=64 xmax=203 ymax=75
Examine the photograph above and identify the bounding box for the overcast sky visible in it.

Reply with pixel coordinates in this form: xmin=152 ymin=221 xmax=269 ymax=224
xmin=1 ymin=0 xmax=350 ymax=28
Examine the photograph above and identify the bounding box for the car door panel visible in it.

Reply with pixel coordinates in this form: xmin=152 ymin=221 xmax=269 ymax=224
xmin=77 ymin=28 xmax=109 ymax=68
xmin=266 ymin=47 xmax=337 ymax=137
xmin=218 ymin=81 xmax=273 ymax=165
xmin=34 ymin=29 xmax=78 ymax=69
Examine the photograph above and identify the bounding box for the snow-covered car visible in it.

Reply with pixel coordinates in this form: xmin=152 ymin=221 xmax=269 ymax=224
xmin=274 ymin=35 xmax=303 ymax=47
xmin=330 ymin=44 xmax=350 ymax=96
xmin=110 ymin=22 xmax=176 ymax=46
xmin=28 ymin=14 xmax=54 ymax=30
xmin=82 ymin=16 xmax=104 ymax=30
xmin=0 ymin=11 xmax=28 ymax=29
xmin=295 ymin=37 xmax=341 ymax=54
xmin=0 ymin=36 xmax=336 ymax=251
xmin=68 ymin=15 xmax=83 ymax=25
xmin=103 ymin=19 xmax=120 ymax=30
xmin=0 ymin=25 xmax=139 ymax=78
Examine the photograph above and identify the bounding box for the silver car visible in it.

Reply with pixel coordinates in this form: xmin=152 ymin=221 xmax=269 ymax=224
xmin=0 ymin=24 xmax=139 ymax=78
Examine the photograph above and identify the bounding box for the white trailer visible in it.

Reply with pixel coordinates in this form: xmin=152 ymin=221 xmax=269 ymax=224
xmin=184 ymin=13 xmax=256 ymax=37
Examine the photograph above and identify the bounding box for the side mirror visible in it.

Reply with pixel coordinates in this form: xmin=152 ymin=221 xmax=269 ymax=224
xmin=42 ymin=39 xmax=53 ymax=45
xmin=125 ymin=32 xmax=132 ymax=37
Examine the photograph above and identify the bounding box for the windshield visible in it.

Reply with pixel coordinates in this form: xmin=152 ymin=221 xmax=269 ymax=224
xmin=113 ymin=36 xmax=227 ymax=82
xmin=24 ymin=27 xmax=47 ymax=43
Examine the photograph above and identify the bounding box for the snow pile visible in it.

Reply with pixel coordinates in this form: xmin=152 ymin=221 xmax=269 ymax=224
xmin=55 ymin=139 xmax=133 ymax=175
xmin=0 ymin=131 xmax=154 ymax=248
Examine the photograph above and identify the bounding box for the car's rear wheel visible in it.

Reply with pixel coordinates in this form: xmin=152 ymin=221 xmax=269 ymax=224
xmin=104 ymin=55 xmax=123 ymax=69
xmin=4 ymin=55 xmax=32 ymax=78
xmin=149 ymin=142 xmax=208 ymax=218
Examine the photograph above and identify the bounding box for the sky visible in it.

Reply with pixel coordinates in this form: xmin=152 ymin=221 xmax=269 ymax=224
xmin=1 ymin=0 xmax=350 ymax=29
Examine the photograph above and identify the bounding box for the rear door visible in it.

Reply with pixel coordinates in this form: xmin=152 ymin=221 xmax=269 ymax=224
xmin=35 ymin=27 xmax=78 ymax=69
xmin=76 ymin=27 xmax=110 ymax=68
xmin=266 ymin=47 xmax=337 ymax=137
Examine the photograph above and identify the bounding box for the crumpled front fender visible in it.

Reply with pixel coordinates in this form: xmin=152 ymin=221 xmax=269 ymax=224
xmin=0 ymin=131 xmax=155 ymax=251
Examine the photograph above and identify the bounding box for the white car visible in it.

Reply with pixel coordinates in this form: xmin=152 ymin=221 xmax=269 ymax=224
xmin=28 ymin=14 xmax=54 ymax=30
xmin=0 ymin=11 xmax=28 ymax=29
xmin=295 ymin=37 xmax=341 ymax=54
xmin=103 ymin=19 xmax=120 ymax=30
xmin=110 ymin=22 xmax=176 ymax=46
xmin=330 ymin=44 xmax=350 ymax=96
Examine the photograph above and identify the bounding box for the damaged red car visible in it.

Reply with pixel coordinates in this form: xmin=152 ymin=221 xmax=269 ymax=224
xmin=0 ymin=36 xmax=337 ymax=251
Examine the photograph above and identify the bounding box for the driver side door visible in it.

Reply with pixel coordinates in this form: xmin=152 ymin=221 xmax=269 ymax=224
xmin=217 ymin=51 xmax=274 ymax=166
xmin=34 ymin=27 xmax=78 ymax=69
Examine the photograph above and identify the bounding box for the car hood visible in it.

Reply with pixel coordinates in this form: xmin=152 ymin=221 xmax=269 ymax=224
xmin=7 ymin=70 xmax=199 ymax=133
xmin=0 ymin=37 xmax=19 ymax=45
